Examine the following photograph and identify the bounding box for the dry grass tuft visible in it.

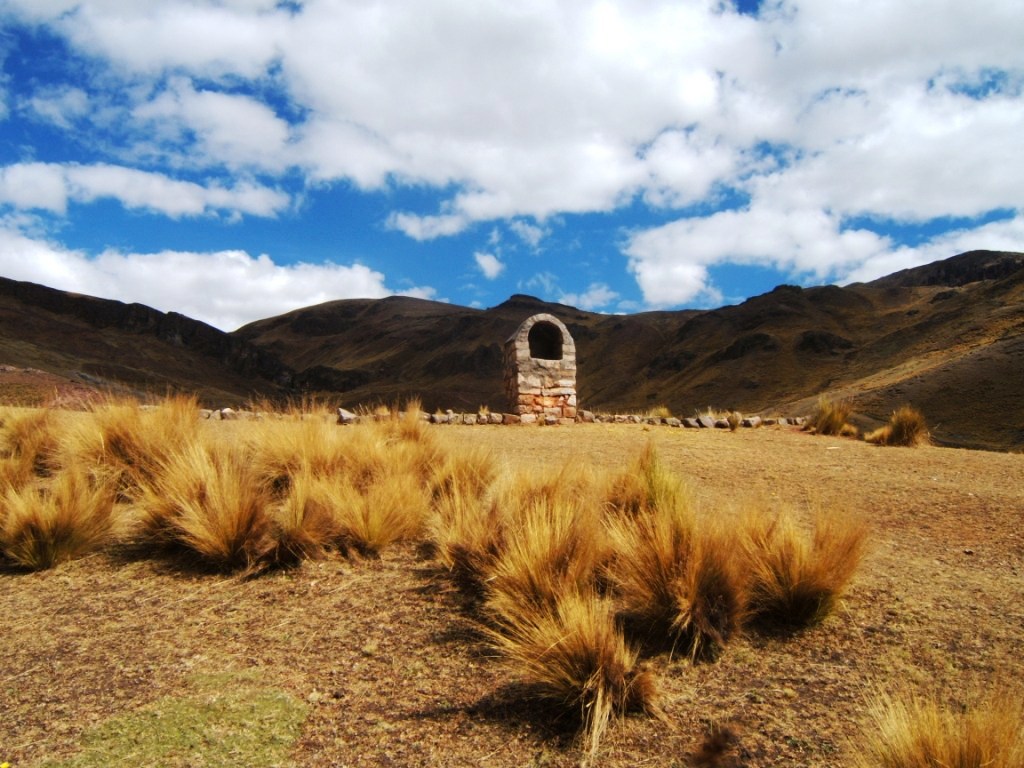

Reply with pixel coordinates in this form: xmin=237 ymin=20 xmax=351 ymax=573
xmin=429 ymin=488 xmax=507 ymax=595
xmin=333 ymin=472 xmax=430 ymax=557
xmin=0 ymin=468 xmax=115 ymax=569
xmin=851 ymin=686 xmax=1024 ymax=768
xmin=485 ymin=589 xmax=658 ymax=762
xmin=727 ymin=411 xmax=742 ymax=432
xmin=0 ymin=407 xmax=61 ymax=489
xmin=741 ymin=504 xmax=868 ymax=630
xmin=268 ymin=468 xmax=343 ymax=565
xmin=427 ymin=445 xmax=496 ymax=503
xmin=806 ymin=396 xmax=857 ymax=437
xmin=484 ymin=495 xmax=608 ymax=615
xmin=605 ymin=442 xmax=685 ymax=518
xmin=135 ymin=436 xmax=274 ymax=570
xmin=605 ymin=498 xmax=744 ymax=661
xmin=57 ymin=394 xmax=202 ymax=502
xmin=866 ymin=406 xmax=931 ymax=447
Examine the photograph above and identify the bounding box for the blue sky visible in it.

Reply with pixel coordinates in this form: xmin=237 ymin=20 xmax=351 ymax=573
xmin=0 ymin=1 xmax=1022 ymax=331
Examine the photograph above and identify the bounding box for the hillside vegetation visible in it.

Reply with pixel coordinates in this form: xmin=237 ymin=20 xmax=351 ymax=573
xmin=2 ymin=249 xmax=1023 ymax=450
xmin=2 ymin=401 xmax=1022 ymax=766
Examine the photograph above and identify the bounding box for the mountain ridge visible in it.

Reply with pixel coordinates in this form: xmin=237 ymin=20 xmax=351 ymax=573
xmin=2 ymin=249 xmax=1022 ymax=451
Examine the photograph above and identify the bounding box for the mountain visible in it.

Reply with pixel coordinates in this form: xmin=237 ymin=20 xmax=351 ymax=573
xmin=2 ymin=250 xmax=1023 ymax=451
xmin=0 ymin=275 xmax=293 ymax=404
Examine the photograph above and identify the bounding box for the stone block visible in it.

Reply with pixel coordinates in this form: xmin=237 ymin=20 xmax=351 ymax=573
xmin=503 ymin=413 xmax=521 ymax=424
xmin=520 ymin=413 xmax=538 ymax=425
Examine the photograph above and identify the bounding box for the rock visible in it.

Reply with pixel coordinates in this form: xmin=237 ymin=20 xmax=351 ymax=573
xmin=503 ymin=413 xmax=521 ymax=424
xmin=463 ymin=414 xmax=478 ymax=425
xmin=742 ymin=416 xmax=763 ymax=428
xmin=199 ymin=409 xmax=213 ymax=420
xmin=488 ymin=412 xmax=503 ymax=424
xmin=337 ymin=407 xmax=359 ymax=425
xmin=714 ymin=418 xmax=730 ymax=429
xmin=683 ymin=417 xmax=700 ymax=428
xmin=578 ymin=409 xmax=596 ymax=423
xmin=220 ymin=407 xmax=238 ymax=421
xmin=697 ymin=415 xmax=716 ymax=429
xmin=666 ymin=417 xmax=682 ymax=427
xmin=520 ymin=413 xmax=538 ymax=425
xmin=544 ymin=414 xmax=560 ymax=425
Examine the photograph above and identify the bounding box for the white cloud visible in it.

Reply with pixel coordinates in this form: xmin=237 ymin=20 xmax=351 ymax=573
xmin=3 ymin=0 xmax=1024 ymax=306
xmin=387 ymin=212 xmax=469 ymax=241
xmin=474 ymin=251 xmax=504 ymax=280
xmin=133 ymin=79 xmax=293 ymax=173
xmin=24 ymin=85 xmax=90 ymax=129
xmin=0 ymin=222 xmax=435 ymax=330
xmin=559 ymin=283 xmax=619 ymax=311
xmin=508 ymin=220 xmax=547 ymax=248
xmin=0 ymin=162 xmax=289 ymax=218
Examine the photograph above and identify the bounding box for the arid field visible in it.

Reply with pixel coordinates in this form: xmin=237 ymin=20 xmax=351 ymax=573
xmin=2 ymin=403 xmax=1023 ymax=767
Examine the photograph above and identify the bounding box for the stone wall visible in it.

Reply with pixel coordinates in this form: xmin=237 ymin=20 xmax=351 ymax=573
xmin=503 ymin=313 xmax=578 ymax=420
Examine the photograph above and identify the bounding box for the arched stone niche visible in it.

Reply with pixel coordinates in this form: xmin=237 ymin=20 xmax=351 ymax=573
xmin=503 ymin=313 xmax=578 ymax=419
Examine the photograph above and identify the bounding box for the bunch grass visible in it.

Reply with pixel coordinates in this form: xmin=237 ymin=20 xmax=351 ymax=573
xmin=807 ymin=396 xmax=857 ymax=437
xmin=741 ymin=504 xmax=868 ymax=630
xmin=851 ymin=686 xmax=1024 ymax=768
xmin=0 ymin=468 xmax=116 ymax=569
xmin=866 ymin=406 xmax=930 ymax=447
xmin=484 ymin=589 xmax=658 ymax=762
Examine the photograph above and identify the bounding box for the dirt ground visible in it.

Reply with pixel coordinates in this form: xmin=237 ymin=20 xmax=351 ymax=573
xmin=2 ymin=423 xmax=1023 ymax=767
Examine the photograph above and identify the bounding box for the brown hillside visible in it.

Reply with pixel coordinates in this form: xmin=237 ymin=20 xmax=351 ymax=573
xmin=235 ymin=250 xmax=1024 ymax=451
xmin=0 ymin=276 xmax=291 ymax=405
xmin=1 ymin=250 xmax=1022 ymax=450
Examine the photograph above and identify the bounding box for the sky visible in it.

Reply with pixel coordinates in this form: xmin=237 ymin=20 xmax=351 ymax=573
xmin=0 ymin=1 xmax=1022 ymax=332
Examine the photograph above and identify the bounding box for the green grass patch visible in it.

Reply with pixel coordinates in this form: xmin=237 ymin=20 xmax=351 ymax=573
xmin=43 ymin=673 xmax=308 ymax=768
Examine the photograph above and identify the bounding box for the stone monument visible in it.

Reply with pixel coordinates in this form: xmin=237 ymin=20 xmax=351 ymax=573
xmin=503 ymin=313 xmax=577 ymax=420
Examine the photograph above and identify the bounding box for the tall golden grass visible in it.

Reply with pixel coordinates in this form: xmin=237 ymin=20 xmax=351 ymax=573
xmin=866 ymin=405 xmax=930 ymax=447
xmin=806 ymin=396 xmax=857 ymax=437
xmin=484 ymin=495 xmax=608 ymax=615
xmin=135 ymin=436 xmax=274 ymax=570
xmin=484 ymin=589 xmax=658 ymax=762
xmin=605 ymin=441 xmax=685 ymax=517
xmin=605 ymin=496 xmax=745 ymax=660
xmin=57 ymin=394 xmax=203 ymax=502
xmin=0 ymin=467 xmax=115 ymax=569
xmin=740 ymin=504 xmax=868 ymax=630
xmin=851 ymin=687 xmax=1024 ymax=768
xmin=0 ymin=406 xmax=61 ymax=489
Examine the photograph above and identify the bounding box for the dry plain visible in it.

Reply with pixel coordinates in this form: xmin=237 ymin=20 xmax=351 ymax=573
xmin=2 ymin=420 xmax=1023 ymax=767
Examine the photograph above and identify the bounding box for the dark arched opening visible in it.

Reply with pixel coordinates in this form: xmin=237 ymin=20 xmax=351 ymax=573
xmin=528 ymin=321 xmax=563 ymax=360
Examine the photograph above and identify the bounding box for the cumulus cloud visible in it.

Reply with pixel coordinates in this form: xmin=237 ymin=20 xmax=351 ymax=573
xmin=0 ymin=223 xmax=435 ymax=330
xmin=474 ymin=251 xmax=504 ymax=280
xmin=24 ymin=85 xmax=90 ymax=129
xmin=0 ymin=162 xmax=289 ymax=218
xmin=559 ymin=283 xmax=619 ymax=312
xmin=2 ymin=0 xmax=1023 ymax=309
xmin=133 ymin=78 xmax=293 ymax=173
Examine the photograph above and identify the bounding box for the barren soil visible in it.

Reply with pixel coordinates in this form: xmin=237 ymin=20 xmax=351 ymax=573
xmin=3 ymin=424 xmax=1023 ymax=767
